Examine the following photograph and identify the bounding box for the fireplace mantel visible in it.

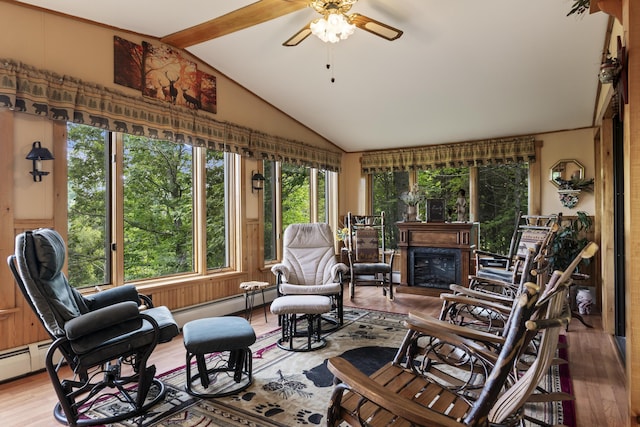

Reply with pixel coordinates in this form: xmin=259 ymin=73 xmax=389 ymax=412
xmin=396 ymin=222 xmax=478 ymax=296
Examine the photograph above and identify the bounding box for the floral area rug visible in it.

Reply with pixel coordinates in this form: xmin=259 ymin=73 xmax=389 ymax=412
xmin=84 ymin=308 xmax=575 ymax=427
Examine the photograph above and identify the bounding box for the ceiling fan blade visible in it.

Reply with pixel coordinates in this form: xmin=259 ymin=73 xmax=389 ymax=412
xmin=350 ymin=13 xmax=403 ymax=41
xmin=161 ymin=0 xmax=308 ymax=48
xmin=283 ymin=23 xmax=312 ymax=47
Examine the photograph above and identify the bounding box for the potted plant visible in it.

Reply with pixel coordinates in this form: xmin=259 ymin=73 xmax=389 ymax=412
xmin=554 ymin=176 xmax=594 ymax=208
xmin=549 ymin=211 xmax=593 ymax=273
xmin=399 ymin=184 xmax=425 ymax=221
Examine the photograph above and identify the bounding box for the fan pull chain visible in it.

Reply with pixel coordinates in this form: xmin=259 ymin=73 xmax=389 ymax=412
xmin=326 ymin=45 xmax=335 ymax=83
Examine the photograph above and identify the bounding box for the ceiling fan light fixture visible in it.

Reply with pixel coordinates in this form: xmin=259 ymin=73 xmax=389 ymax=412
xmin=310 ymin=12 xmax=355 ymax=43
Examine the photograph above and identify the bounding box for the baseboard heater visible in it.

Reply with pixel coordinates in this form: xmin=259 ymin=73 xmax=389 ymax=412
xmin=0 ymin=288 xmax=276 ymax=383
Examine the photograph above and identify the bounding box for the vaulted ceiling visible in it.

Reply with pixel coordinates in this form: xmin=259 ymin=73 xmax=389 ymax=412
xmin=14 ymin=0 xmax=610 ymax=152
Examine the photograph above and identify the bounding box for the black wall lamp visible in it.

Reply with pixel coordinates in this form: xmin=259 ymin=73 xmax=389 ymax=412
xmin=251 ymin=171 xmax=265 ymax=193
xmin=26 ymin=141 xmax=54 ymax=182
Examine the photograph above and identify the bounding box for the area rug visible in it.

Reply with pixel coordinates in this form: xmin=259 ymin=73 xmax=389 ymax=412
xmin=85 ymin=309 xmax=575 ymax=427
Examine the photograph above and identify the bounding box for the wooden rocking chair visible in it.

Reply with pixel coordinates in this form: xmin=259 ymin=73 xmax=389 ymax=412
xmin=326 ymin=271 xmax=572 ymax=427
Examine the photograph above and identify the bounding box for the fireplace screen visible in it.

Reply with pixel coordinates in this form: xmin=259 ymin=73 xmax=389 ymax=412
xmin=408 ymin=247 xmax=461 ymax=290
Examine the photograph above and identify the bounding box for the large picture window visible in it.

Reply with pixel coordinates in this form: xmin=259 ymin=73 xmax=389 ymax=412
xmin=66 ymin=123 xmax=233 ymax=288
xmin=372 ymin=171 xmax=409 ymax=249
xmin=122 ymin=136 xmax=194 ymax=281
xmin=67 ymin=123 xmax=109 ymax=288
xmin=477 ymin=163 xmax=529 ymax=254
xmin=206 ymin=150 xmax=229 ymax=270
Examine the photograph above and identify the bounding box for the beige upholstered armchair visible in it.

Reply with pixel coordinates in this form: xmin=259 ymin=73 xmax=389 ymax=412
xmin=271 ymin=223 xmax=349 ymax=327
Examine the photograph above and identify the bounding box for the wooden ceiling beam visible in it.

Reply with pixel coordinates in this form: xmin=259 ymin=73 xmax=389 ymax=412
xmin=160 ymin=0 xmax=309 ymax=48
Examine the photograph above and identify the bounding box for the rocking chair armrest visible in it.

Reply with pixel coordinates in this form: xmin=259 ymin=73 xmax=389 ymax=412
xmin=327 ymin=357 xmax=463 ymax=427
xmin=449 ymin=284 xmax=515 ymax=305
xmin=474 ymin=249 xmax=510 ymax=260
xmin=85 ymin=284 xmax=140 ymax=310
xmin=406 ymin=312 xmax=505 ymax=345
xmin=439 ymin=293 xmax=513 ymax=315
xmin=64 ymin=301 xmax=141 ymax=340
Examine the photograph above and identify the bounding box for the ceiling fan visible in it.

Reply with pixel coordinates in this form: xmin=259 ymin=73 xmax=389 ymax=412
xmin=160 ymin=0 xmax=403 ymax=49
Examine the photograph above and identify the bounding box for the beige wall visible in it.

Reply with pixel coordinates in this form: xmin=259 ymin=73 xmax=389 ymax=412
xmin=539 ymin=127 xmax=597 ymax=215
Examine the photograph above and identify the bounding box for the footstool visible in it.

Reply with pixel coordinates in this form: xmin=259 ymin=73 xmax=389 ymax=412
xmin=182 ymin=316 xmax=256 ymax=398
xmin=270 ymin=295 xmax=332 ymax=352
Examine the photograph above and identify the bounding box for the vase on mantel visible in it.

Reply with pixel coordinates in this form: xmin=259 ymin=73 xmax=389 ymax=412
xmin=405 ymin=205 xmax=418 ymax=222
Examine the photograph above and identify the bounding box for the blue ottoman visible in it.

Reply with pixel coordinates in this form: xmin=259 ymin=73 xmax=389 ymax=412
xmin=182 ymin=316 xmax=256 ymax=397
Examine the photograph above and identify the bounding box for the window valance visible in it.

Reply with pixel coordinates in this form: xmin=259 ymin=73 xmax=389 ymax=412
xmin=249 ymin=131 xmax=342 ymax=171
xmin=0 ymin=59 xmax=342 ymax=172
xmin=360 ymin=136 xmax=536 ymax=173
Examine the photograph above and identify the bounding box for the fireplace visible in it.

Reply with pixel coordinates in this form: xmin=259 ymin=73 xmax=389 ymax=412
xmin=408 ymin=247 xmax=461 ymax=290
xmin=396 ymin=222 xmax=476 ymax=296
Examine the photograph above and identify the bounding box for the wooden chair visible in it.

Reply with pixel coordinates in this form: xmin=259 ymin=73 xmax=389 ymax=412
xmin=327 ymin=262 xmax=570 ymax=427
xmin=407 ymin=242 xmax=597 ymax=407
xmin=345 ymin=212 xmax=395 ymax=300
xmin=471 ymin=214 xmax=559 ymax=295
xmin=326 ymin=281 xmax=559 ymax=426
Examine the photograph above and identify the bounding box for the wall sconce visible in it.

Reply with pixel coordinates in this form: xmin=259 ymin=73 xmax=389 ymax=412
xmin=26 ymin=141 xmax=54 ymax=182
xmin=251 ymin=171 xmax=265 ymax=193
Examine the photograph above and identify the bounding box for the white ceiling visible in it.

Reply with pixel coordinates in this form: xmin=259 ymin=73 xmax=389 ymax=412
xmin=15 ymin=0 xmax=609 ymax=152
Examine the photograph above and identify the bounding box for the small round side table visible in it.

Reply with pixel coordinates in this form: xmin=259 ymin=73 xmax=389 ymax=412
xmin=239 ymin=281 xmax=269 ymax=323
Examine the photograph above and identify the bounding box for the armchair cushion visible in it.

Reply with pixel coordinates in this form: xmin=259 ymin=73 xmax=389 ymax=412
xmin=278 ymin=223 xmax=345 ymax=286
xmin=280 ymin=282 xmax=341 ymax=296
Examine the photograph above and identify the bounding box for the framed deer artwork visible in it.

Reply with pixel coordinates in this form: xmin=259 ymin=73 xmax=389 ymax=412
xmin=114 ymin=36 xmax=217 ymax=114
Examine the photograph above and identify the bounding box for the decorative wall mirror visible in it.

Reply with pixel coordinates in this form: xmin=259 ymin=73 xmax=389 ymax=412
xmin=550 ymin=159 xmax=585 ymax=188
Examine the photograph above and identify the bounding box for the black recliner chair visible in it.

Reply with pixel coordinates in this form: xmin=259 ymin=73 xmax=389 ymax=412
xmin=7 ymin=228 xmax=180 ymax=427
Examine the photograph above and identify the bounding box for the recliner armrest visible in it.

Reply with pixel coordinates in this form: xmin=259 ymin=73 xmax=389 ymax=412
xmin=330 ymin=262 xmax=349 ymax=282
xmin=85 ymin=284 xmax=140 ymax=310
xmin=65 ymin=301 xmax=141 ymax=340
xmin=271 ymin=263 xmax=290 ymax=282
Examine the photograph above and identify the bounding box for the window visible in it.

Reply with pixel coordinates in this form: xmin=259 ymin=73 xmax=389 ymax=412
xmin=263 ymin=160 xmax=277 ymax=262
xmin=417 ymin=167 xmax=470 ymax=222
xmin=372 ymin=171 xmax=409 ymax=249
xmin=66 ymin=123 xmax=233 ymax=288
xmin=317 ymin=169 xmax=327 ymax=222
xmin=206 ymin=150 xmax=229 ymax=269
xmin=67 ymin=123 xmax=109 ymax=288
xmin=281 ymin=163 xmax=310 ymax=231
xmin=263 ymin=162 xmax=330 ymax=264
xmin=122 ymin=135 xmax=194 ymax=281
xmin=477 ymin=163 xmax=529 ymax=254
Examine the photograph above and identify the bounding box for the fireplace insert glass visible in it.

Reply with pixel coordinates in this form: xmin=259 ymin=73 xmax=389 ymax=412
xmin=408 ymin=247 xmax=461 ymax=290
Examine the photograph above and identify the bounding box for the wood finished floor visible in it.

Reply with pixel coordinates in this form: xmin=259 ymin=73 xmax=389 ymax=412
xmin=0 ymin=286 xmax=627 ymax=426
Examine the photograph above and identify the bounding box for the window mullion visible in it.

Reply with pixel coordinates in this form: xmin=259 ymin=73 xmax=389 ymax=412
xmin=111 ymin=132 xmax=125 ymax=286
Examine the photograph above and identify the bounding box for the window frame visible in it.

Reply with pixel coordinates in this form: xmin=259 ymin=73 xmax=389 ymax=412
xmin=65 ymin=125 xmax=238 ymax=289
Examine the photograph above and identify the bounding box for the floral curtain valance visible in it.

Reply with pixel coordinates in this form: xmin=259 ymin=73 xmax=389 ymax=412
xmin=360 ymin=136 xmax=537 ymax=173
xmin=0 ymin=59 xmax=342 ymax=171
